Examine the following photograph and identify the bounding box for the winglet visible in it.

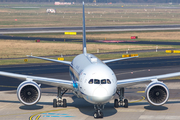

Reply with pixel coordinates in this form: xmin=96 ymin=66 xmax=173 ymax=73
xmin=82 ymin=1 xmax=87 ymax=55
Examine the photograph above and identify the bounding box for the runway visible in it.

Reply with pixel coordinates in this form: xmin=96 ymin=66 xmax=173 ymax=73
xmin=1 ymin=56 xmax=180 ymax=119
xmin=1 ymin=34 xmax=180 ymax=46
xmin=1 ymin=24 xmax=180 ymax=34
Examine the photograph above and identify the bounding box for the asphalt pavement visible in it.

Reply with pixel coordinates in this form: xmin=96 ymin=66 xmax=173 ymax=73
xmin=1 ymin=56 xmax=180 ymax=120
xmin=1 ymin=56 xmax=180 ymax=91
xmin=1 ymin=34 xmax=180 ymax=46
xmin=1 ymin=24 xmax=180 ymax=34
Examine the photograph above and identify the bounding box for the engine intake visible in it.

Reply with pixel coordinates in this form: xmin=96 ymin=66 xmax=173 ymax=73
xmin=145 ymin=81 xmax=169 ymax=106
xmin=17 ymin=81 xmax=41 ymax=105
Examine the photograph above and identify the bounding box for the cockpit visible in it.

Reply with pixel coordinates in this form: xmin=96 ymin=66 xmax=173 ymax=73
xmin=88 ymin=79 xmax=111 ymax=84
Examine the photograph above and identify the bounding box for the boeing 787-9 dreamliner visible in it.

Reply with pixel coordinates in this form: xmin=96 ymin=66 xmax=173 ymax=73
xmin=1 ymin=2 xmax=180 ymax=119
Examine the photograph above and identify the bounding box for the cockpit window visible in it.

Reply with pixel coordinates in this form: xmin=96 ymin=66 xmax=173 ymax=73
xmin=88 ymin=79 xmax=111 ymax=84
xmin=94 ymin=79 xmax=100 ymax=84
xmin=101 ymin=79 xmax=106 ymax=84
xmin=107 ymin=79 xmax=111 ymax=84
xmin=88 ymin=79 xmax=93 ymax=84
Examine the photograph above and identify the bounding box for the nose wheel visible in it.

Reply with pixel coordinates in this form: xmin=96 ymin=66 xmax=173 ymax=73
xmin=94 ymin=110 xmax=103 ymax=118
xmin=114 ymin=88 xmax=128 ymax=108
xmin=94 ymin=105 xmax=104 ymax=118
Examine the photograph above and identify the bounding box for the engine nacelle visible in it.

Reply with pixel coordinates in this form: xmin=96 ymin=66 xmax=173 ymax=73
xmin=17 ymin=81 xmax=41 ymax=106
xmin=145 ymin=81 xmax=169 ymax=106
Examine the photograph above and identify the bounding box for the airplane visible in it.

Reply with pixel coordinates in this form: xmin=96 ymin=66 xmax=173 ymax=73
xmin=1 ymin=2 xmax=180 ymax=119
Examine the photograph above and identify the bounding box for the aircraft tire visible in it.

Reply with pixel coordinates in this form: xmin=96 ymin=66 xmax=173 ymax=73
xmin=93 ymin=111 xmax=103 ymax=118
xmin=114 ymin=99 xmax=119 ymax=108
xmin=53 ymin=99 xmax=57 ymax=108
xmin=99 ymin=111 xmax=103 ymax=118
xmin=124 ymin=99 xmax=128 ymax=108
xmin=63 ymin=99 xmax=67 ymax=107
xmin=94 ymin=112 xmax=98 ymax=118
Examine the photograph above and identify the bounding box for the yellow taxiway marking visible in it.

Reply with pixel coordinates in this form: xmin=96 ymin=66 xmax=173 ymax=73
xmin=137 ymin=91 xmax=145 ymax=93
xmin=29 ymin=108 xmax=72 ymax=120
xmin=35 ymin=115 xmax=41 ymax=120
xmin=129 ymin=96 xmax=145 ymax=103
xmin=0 ymin=108 xmax=70 ymax=119
xmin=0 ymin=85 xmax=17 ymax=88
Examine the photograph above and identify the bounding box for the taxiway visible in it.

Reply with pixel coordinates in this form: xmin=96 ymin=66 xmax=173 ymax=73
xmin=1 ymin=56 xmax=180 ymax=119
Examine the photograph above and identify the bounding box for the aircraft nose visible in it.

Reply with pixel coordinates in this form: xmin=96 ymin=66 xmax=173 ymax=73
xmin=92 ymin=87 xmax=111 ymax=103
xmin=93 ymin=87 xmax=108 ymax=97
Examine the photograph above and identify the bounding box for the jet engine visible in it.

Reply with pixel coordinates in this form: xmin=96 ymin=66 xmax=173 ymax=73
xmin=145 ymin=81 xmax=169 ymax=106
xmin=17 ymin=81 xmax=41 ymax=105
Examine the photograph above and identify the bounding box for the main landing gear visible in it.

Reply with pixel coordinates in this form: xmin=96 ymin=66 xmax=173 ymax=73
xmin=94 ymin=105 xmax=104 ymax=119
xmin=114 ymin=88 xmax=128 ymax=108
xmin=53 ymin=87 xmax=68 ymax=108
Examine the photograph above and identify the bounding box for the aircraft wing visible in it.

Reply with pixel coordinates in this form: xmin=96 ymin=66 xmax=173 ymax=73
xmin=103 ymin=56 xmax=138 ymax=64
xmin=117 ymin=72 xmax=180 ymax=88
xmin=0 ymin=71 xmax=73 ymax=89
xmin=27 ymin=55 xmax=71 ymax=66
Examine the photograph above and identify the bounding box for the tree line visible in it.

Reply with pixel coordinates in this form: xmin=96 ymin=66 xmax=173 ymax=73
xmin=0 ymin=0 xmax=179 ymax=3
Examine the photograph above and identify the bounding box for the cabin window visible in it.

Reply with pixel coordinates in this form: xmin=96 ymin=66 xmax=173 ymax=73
xmin=94 ymin=79 xmax=100 ymax=84
xmin=88 ymin=79 xmax=93 ymax=84
xmin=101 ymin=79 xmax=106 ymax=84
xmin=107 ymin=79 xmax=111 ymax=84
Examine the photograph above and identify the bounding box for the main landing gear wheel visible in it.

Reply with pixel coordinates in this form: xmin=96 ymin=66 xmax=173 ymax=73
xmin=114 ymin=88 xmax=129 ymax=108
xmin=63 ymin=99 xmax=67 ymax=107
xmin=53 ymin=87 xmax=68 ymax=108
xmin=53 ymin=99 xmax=57 ymax=107
xmin=124 ymin=99 xmax=128 ymax=108
xmin=114 ymin=99 xmax=119 ymax=108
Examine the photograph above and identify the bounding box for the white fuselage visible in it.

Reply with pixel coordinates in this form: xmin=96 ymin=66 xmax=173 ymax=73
xmin=69 ymin=53 xmax=117 ymax=104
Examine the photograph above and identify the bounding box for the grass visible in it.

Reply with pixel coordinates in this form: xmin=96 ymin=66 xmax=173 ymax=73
xmin=1 ymin=4 xmax=180 ymax=28
xmin=0 ymin=51 xmax=179 ymax=66
xmin=0 ymin=39 xmax=173 ymax=59
xmin=1 ymin=3 xmax=180 ymax=65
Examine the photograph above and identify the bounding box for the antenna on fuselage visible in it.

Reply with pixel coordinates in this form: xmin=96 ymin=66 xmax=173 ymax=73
xmin=82 ymin=1 xmax=87 ymax=55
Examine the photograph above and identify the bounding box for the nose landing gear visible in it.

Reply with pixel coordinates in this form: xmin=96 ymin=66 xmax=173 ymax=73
xmin=114 ymin=88 xmax=128 ymax=108
xmin=94 ymin=104 xmax=104 ymax=118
